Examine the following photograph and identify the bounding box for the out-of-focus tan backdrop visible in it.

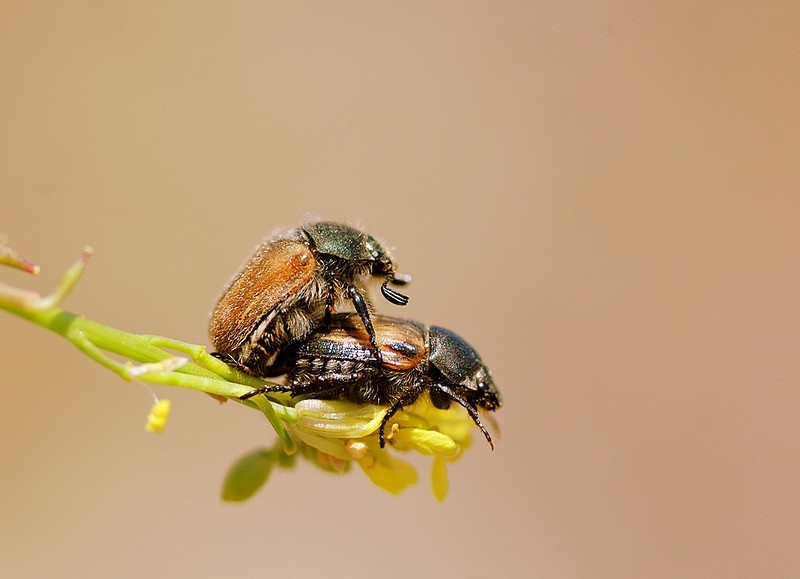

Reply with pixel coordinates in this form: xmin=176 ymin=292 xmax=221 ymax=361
xmin=2 ymin=2 xmax=799 ymax=578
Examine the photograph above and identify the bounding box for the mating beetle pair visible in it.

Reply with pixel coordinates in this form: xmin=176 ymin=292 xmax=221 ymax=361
xmin=210 ymin=221 xmax=501 ymax=448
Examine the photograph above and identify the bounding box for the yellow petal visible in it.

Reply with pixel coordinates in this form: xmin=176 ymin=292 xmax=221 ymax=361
xmin=431 ymin=456 xmax=449 ymax=502
xmin=357 ymin=453 xmax=418 ymax=495
xmin=287 ymin=425 xmax=352 ymax=461
xmin=295 ymin=399 xmax=386 ymax=438
xmin=391 ymin=427 xmax=458 ymax=457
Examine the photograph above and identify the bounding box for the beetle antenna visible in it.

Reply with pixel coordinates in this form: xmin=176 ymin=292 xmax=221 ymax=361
xmin=482 ymin=410 xmax=501 ymax=440
xmin=381 ymin=281 xmax=409 ymax=305
xmin=437 ymin=385 xmax=495 ymax=450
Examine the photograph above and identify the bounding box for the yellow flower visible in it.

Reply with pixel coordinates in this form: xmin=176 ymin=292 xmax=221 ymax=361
xmin=145 ymin=399 xmax=171 ymax=433
xmin=289 ymin=393 xmax=477 ymax=500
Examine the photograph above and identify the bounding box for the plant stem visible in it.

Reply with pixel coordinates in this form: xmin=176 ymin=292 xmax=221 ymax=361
xmin=0 ymin=246 xmax=297 ymax=452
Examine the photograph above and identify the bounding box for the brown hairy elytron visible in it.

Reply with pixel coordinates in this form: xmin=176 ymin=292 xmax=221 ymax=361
xmin=210 ymin=222 xmax=410 ymax=376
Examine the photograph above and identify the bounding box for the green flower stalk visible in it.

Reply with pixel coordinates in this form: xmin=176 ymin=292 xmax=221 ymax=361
xmin=0 ymin=241 xmax=480 ymax=500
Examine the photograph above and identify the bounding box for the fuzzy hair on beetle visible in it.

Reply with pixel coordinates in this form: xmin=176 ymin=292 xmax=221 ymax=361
xmin=241 ymin=313 xmax=502 ymax=449
xmin=209 ymin=221 xmax=411 ymax=377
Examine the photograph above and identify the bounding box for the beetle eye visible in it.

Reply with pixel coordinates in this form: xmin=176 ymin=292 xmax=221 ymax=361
xmin=381 ymin=281 xmax=409 ymax=305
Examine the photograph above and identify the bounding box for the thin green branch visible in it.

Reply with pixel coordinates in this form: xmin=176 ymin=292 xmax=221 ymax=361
xmin=0 ymin=245 xmax=296 ymax=452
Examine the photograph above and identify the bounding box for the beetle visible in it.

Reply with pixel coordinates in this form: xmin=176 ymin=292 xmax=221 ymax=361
xmin=209 ymin=222 xmax=411 ymax=377
xmin=241 ymin=313 xmax=502 ymax=449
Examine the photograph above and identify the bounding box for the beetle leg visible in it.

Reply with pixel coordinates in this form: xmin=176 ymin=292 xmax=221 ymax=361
xmin=284 ymin=362 xmax=375 ymax=398
xmin=346 ymin=285 xmax=384 ymax=365
xmin=239 ymin=384 xmax=293 ymax=400
xmin=210 ymin=351 xmax=237 ymax=366
xmin=431 ymin=385 xmax=495 ymax=451
xmin=378 ymin=381 xmax=426 ymax=448
xmin=240 ymin=369 xmax=368 ymax=401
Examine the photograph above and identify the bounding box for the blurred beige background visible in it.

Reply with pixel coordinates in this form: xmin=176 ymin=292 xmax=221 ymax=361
xmin=2 ymin=2 xmax=799 ymax=578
